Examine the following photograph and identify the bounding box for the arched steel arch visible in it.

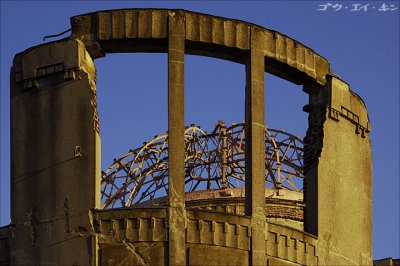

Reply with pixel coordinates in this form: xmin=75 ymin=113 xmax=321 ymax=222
xmin=101 ymin=122 xmax=304 ymax=209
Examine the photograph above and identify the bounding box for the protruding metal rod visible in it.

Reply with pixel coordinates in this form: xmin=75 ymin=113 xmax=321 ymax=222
xmin=43 ymin=28 xmax=71 ymax=41
xmin=221 ymin=122 xmax=228 ymax=188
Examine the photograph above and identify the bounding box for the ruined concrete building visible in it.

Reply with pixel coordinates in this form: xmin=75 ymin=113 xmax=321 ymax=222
xmin=0 ymin=9 xmax=372 ymax=265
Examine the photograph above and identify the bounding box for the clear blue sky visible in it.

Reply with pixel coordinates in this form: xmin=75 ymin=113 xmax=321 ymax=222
xmin=1 ymin=0 xmax=398 ymax=260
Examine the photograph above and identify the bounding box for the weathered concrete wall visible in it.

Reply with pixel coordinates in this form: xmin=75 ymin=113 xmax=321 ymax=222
xmin=8 ymin=8 xmax=372 ymax=266
xmin=0 ymin=226 xmax=10 ymax=265
xmin=92 ymin=208 xmax=167 ymax=265
xmin=133 ymin=188 xmax=305 ymax=231
xmin=305 ymin=75 xmax=372 ymax=265
xmin=91 ymin=208 xmax=318 ymax=266
xmin=70 ymin=9 xmax=330 ymax=85
xmin=267 ymin=223 xmax=318 ymax=265
xmin=10 ymin=39 xmax=100 ymax=265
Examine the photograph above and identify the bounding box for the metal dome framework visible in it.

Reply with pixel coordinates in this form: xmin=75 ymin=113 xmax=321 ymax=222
xmin=101 ymin=121 xmax=304 ymax=209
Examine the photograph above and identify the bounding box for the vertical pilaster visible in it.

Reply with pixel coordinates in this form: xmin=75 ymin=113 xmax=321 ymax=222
xmin=167 ymin=10 xmax=186 ymax=266
xmin=245 ymin=27 xmax=267 ymax=265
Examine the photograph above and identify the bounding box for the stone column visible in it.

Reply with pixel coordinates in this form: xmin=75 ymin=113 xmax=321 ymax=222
xmin=245 ymin=27 xmax=267 ymax=265
xmin=167 ymin=10 xmax=186 ymax=266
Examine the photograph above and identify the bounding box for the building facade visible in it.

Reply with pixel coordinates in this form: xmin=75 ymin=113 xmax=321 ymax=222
xmin=1 ymin=9 xmax=372 ymax=265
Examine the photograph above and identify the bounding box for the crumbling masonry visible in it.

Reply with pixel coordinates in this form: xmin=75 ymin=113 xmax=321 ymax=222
xmin=0 ymin=8 xmax=372 ymax=266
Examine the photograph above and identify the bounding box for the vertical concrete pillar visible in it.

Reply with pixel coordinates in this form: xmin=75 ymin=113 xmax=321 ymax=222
xmin=10 ymin=39 xmax=100 ymax=265
xmin=304 ymin=75 xmax=372 ymax=265
xmin=245 ymin=27 xmax=267 ymax=265
xmin=167 ymin=10 xmax=186 ymax=266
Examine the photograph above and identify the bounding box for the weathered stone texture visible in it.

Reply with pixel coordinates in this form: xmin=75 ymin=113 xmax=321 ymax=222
xmin=8 ymin=8 xmax=372 ymax=266
xmin=89 ymin=208 xmax=317 ymax=266
xmin=245 ymin=26 xmax=267 ymax=265
xmin=70 ymin=9 xmax=330 ymax=85
xmin=305 ymin=75 xmax=372 ymax=265
xmin=10 ymin=39 xmax=100 ymax=265
xmin=167 ymin=10 xmax=187 ymax=266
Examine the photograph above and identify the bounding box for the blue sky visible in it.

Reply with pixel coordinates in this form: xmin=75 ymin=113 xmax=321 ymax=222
xmin=1 ymin=0 xmax=399 ymax=260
